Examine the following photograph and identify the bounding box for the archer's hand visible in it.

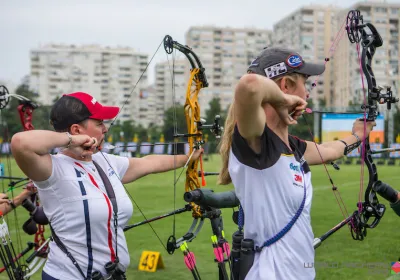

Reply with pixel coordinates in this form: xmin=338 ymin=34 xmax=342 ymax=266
xmin=69 ymin=134 xmax=99 ymax=158
xmin=352 ymin=119 xmax=376 ymax=141
xmin=191 ymin=148 xmax=204 ymax=162
xmin=0 ymin=193 xmax=8 ymax=205
xmin=25 ymin=182 xmax=37 ymax=195
xmin=274 ymin=94 xmax=307 ymax=125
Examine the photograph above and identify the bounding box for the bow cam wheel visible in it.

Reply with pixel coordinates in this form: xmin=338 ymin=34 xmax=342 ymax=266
xmin=0 ymin=85 xmax=10 ymax=109
xmin=164 ymin=35 xmax=174 ymax=54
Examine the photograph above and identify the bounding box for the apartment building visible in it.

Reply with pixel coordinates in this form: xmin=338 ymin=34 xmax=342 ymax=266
xmin=184 ymin=26 xmax=273 ymax=115
xmin=137 ymin=85 xmax=157 ymax=128
xmin=154 ymin=58 xmax=188 ymax=125
xmin=273 ymin=5 xmax=340 ymax=108
xmin=334 ymin=2 xmax=400 ymax=110
xmin=29 ymin=44 xmax=149 ymax=123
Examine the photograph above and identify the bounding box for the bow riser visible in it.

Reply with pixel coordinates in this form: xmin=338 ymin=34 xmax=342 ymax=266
xmin=185 ymin=72 xmax=202 ymax=193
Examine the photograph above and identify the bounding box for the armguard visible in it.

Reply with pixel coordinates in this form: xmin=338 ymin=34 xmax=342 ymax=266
xmin=339 ymin=139 xmax=361 ymax=156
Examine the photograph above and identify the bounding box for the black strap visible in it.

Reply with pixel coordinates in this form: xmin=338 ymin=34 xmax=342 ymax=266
xmin=92 ymin=161 xmax=118 ymax=215
xmin=50 ymin=225 xmax=88 ymax=279
xmin=92 ymin=160 xmax=119 ymax=257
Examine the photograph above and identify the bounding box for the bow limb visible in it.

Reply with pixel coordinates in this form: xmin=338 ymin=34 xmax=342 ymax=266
xmin=163 ymin=36 xmax=207 ymax=256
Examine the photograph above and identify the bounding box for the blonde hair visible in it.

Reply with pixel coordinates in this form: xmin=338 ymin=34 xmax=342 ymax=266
xmin=217 ymin=102 xmax=236 ymax=185
xmin=217 ymin=73 xmax=304 ymax=185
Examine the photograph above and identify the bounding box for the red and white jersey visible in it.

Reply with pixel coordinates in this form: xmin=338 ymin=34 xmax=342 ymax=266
xmin=229 ymin=125 xmax=315 ymax=280
xmin=34 ymin=152 xmax=132 ymax=279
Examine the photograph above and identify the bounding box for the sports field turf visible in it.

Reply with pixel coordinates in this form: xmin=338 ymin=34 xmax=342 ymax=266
xmin=1 ymin=155 xmax=399 ymax=280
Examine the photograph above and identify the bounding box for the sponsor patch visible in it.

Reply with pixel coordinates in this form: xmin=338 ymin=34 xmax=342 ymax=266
xmin=264 ymin=62 xmax=287 ymax=78
xmin=108 ymin=167 xmax=115 ymax=177
xmin=290 ymin=163 xmax=300 ymax=172
xmin=294 ymin=174 xmax=303 ymax=183
xmin=286 ymin=54 xmax=303 ymax=68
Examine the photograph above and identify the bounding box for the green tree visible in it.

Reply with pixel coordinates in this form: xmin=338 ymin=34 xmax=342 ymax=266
xmin=110 ymin=120 xmax=123 ymax=143
xmin=147 ymin=124 xmax=162 ymax=142
xmin=121 ymin=120 xmax=134 ymax=142
xmin=162 ymin=107 xmax=186 ymax=142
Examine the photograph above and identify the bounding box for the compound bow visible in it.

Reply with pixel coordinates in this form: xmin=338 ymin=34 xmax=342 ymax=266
xmin=103 ymin=35 xmax=232 ymax=279
xmin=0 ymin=85 xmax=49 ymax=278
xmin=312 ymin=10 xmax=398 ymax=247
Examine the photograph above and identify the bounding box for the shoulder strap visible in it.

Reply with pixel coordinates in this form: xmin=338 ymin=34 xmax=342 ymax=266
xmin=50 ymin=225 xmax=88 ymax=279
xmin=92 ymin=160 xmax=120 ymax=257
xmin=92 ymin=160 xmax=118 ymax=215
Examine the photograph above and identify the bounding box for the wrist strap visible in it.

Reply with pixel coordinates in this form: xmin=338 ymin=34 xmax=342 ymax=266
xmin=8 ymin=200 xmax=16 ymax=209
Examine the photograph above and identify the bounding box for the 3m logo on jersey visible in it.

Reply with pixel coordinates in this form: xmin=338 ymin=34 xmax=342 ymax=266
xmin=286 ymin=54 xmax=303 ymax=68
xmin=289 ymin=163 xmax=300 ymax=172
xmin=294 ymin=174 xmax=303 ymax=183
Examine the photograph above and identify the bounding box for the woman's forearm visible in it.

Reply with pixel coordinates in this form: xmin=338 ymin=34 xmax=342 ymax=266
xmin=11 ymin=130 xmax=70 ymax=156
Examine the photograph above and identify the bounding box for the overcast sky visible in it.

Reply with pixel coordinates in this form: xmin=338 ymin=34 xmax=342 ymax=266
xmin=1 ymin=0 xmax=397 ymax=86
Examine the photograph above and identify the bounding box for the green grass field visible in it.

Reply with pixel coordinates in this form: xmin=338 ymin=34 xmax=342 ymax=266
xmin=1 ymin=155 xmax=400 ymax=280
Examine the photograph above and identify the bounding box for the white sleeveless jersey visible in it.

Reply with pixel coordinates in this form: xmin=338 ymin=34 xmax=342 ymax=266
xmin=229 ymin=125 xmax=315 ymax=280
xmin=33 ymin=153 xmax=132 ymax=279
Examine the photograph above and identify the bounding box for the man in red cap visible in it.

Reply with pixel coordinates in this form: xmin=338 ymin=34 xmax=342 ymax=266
xmin=11 ymin=92 xmax=201 ymax=280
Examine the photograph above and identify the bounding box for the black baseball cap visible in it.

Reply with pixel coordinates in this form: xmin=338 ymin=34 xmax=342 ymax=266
xmin=248 ymin=47 xmax=325 ymax=79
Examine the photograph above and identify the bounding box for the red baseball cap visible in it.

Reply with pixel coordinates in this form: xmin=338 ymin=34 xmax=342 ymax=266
xmin=50 ymin=92 xmax=120 ymax=130
xmin=66 ymin=92 xmax=119 ymax=120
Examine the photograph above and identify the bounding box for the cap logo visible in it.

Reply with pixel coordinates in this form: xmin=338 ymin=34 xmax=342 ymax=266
xmin=249 ymin=57 xmax=259 ymax=67
xmin=91 ymin=97 xmax=97 ymax=105
xmin=264 ymin=62 xmax=287 ymax=78
xmin=286 ymin=54 xmax=303 ymax=68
